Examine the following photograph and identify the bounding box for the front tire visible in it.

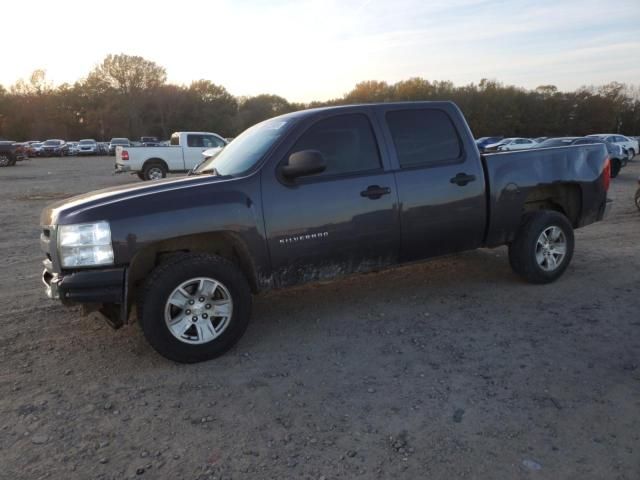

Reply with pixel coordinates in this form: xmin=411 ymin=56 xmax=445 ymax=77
xmin=508 ymin=210 xmax=574 ymax=284
xmin=139 ymin=254 xmax=252 ymax=363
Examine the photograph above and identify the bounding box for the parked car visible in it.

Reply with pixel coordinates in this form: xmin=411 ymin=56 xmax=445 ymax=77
xmin=77 ymin=139 xmax=98 ymax=155
xmin=115 ymin=131 xmax=227 ymax=180
xmin=534 ymin=137 xmax=549 ymax=143
xmin=536 ymin=137 xmax=579 ymax=148
xmin=29 ymin=142 xmax=44 ymax=157
xmin=475 ymin=136 xmax=503 ymax=152
xmin=66 ymin=142 xmax=79 ymax=156
xmin=587 ymin=134 xmax=639 ymax=159
xmin=485 ymin=137 xmax=538 ymax=152
xmin=571 ymin=137 xmax=627 ymax=178
xmin=635 ymin=177 xmax=640 ymax=211
xmin=97 ymin=142 xmax=109 ymax=155
xmin=41 ymin=139 xmax=67 ymax=157
xmin=108 ymin=138 xmax=131 ymax=156
xmin=13 ymin=142 xmax=30 ymax=161
xmin=140 ymin=136 xmax=161 ymax=146
xmin=0 ymin=141 xmax=17 ymax=167
xmin=41 ymin=101 xmax=612 ymax=362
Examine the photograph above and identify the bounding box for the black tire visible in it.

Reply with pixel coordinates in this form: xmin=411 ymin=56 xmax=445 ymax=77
xmin=629 ymin=148 xmax=635 ymax=159
xmin=635 ymin=188 xmax=640 ymax=212
xmin=136 ymin=172 xmax=145 ymax=181
xmin=508 ymin=210 xmax=574 ymax=284
xmin=610 ymin=159 xmax=621 ymax=178
xmin=142 ymin=161 xmax=167 ymax=181
xmin=139 ymin=253 xmax=252 ymax=363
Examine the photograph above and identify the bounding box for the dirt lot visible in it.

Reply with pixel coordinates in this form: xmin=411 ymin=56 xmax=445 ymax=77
xmin=1 ymin=155 xmax=639 ymax=480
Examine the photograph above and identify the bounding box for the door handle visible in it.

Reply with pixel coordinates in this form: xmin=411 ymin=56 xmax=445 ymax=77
xmin=450 ymin=173 xmax=476 ymax=186
xmin=360 ymin=185 xmax=391 ymax=199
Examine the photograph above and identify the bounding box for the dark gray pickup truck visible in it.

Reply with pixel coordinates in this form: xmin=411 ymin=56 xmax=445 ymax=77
xmin=41 ymin=102 xmax=612 ymax=362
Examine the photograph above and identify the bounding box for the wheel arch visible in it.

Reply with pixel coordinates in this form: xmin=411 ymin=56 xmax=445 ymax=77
xmin=127 ymin=231 xmax=259 ymax=319
xmin=522 ymin=183 xmax=582 ymax=228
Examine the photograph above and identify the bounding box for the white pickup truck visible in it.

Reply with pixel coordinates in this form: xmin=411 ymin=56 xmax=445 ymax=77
xmin=115 ymin=131 xmax=227 ymax=180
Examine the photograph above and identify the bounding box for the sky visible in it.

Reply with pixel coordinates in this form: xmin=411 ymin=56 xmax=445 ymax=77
xmin=3 ymin=0 xmax=639 ymax=102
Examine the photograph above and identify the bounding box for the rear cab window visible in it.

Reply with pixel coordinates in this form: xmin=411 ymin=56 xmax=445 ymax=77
xmin=385 ymin=109 xmax=462 ymax=168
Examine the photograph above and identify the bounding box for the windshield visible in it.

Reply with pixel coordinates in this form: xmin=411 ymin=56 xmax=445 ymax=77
xmin=79 ymin=140 xmax=95 ymax=145
xmin=110 ymin=138 xmax=129 ymax=144
xmin=44 ymin=140 xmax=60 ymax=146
xmin=194 ymin=117 xmax=293 ymax=176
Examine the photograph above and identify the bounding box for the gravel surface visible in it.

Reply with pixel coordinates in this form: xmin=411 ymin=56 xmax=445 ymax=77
xmin=1 ymin=155 xmax=639 ymax=479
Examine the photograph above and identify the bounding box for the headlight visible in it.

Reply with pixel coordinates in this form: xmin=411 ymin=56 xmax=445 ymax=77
xmin=58 ymin=221 xmax=114 ymax=268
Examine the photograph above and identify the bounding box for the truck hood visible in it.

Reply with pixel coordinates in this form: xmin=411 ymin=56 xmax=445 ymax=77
xmin=41 ymin=174 xmax=232 ymax=225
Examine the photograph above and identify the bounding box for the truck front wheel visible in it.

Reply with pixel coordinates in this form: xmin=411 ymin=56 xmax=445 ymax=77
xmin=142 ymin=162 xmax=167 ymax=181
xmin=508 ymin=210 xmax=574 ymax=284
xmin=139 ymin=253 xmax=252 ymax=363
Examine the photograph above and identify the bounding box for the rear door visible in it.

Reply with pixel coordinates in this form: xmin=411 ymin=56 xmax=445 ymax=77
xmin=376 ymin=105 xmax=487 ymax=261
xmin=262 ymin=111 xmax=400 ymax=286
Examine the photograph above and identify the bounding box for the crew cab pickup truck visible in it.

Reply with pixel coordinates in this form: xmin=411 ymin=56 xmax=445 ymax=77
xmin=41 ymin=102 xmax=612 ymax=363
xmin=115 ymin=131 xmax=227 ymax=180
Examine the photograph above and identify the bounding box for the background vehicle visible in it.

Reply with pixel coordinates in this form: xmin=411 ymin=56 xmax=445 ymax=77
xmin=97 ymin=142 xmax=109 ymax=155
xmin=77 ymin=139 xmax=98 ymax=155
xmin=41 ymin=139 xmax=67 ymax=157
xmin=587 ymin=134 xmax=638 ymax=159
xmin=485 ymin=137 xmax=538 ymax=151
xmin=42 ymin=102 xmax=612 ymax=362
xmin=13 ymin=143 xmax=30 ymax=161
xmin=571 ymin=137 xmax=627 ymax=178
xmin=66 ymin=142 xmax=79 ymax=156
xmin=0 ymin=141 xmax=17 ymax=166
xmin=115 ymin=131 xmax=227 ymax=180
xmin=534 ymin=136 xmax=549 ymax=143
xmin=475 ymin=136 xmax=503 ymax=152
xmin=536 ymin=137 xmax=579 ymax=148
xmin=108 ymin=138 xmax=131 ymax=156
xmin=140 ymin=136 xmax=161 ymax=146
xmin=28 ymin=142 xmax=44 ymax=157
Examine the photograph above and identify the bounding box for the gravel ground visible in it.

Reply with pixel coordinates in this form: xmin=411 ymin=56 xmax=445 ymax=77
xmin=1 ymin=155 xmax=639 ymax=480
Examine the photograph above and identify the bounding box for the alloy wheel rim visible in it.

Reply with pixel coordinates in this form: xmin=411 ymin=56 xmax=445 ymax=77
xmin=164 ymin=277 xmax=233 ymax=345
xmin=535 ymin=226 xmax=567 ymax=272
xmin=0 ymin=155 xmax=9 ymax=166
xmin=148 ymin=167 xmax=163 ymax=180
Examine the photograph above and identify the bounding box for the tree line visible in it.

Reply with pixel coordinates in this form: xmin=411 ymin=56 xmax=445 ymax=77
xmin=1 ymin=54 xmax=639 ymax=142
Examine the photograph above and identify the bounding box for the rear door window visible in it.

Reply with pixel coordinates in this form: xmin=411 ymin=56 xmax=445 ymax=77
xmin=385 ymin=109 xmax=462 ymax=168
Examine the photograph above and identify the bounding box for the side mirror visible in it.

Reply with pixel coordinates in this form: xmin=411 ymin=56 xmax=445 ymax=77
xmin=281 ymin=150 xmax=326 ymax=179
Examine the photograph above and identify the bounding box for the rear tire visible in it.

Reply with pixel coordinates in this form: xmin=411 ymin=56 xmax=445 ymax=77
xmin=508 ymin=210 xmax=574 ymax=284
xmin=139 ymin=253 xmax=252 ymax=363
xmin=142 ymin=162 xmax=167 ymax=181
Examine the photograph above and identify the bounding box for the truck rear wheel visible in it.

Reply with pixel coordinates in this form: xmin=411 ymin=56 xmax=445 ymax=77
xmin=139 ymin=253 xmax=252 ymax=363
xmin=508 ymin=210 xmax=574 ymax=284
xmin=142 ymin=162 xmax=167 ymax=181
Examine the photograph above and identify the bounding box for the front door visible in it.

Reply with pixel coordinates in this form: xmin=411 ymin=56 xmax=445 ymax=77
xmin=262 ymin=112 xmax=400 ymax=287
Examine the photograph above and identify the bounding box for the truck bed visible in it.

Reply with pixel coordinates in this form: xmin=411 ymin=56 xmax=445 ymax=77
xmin=482 ymin=144 xmax=609 ymax=247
